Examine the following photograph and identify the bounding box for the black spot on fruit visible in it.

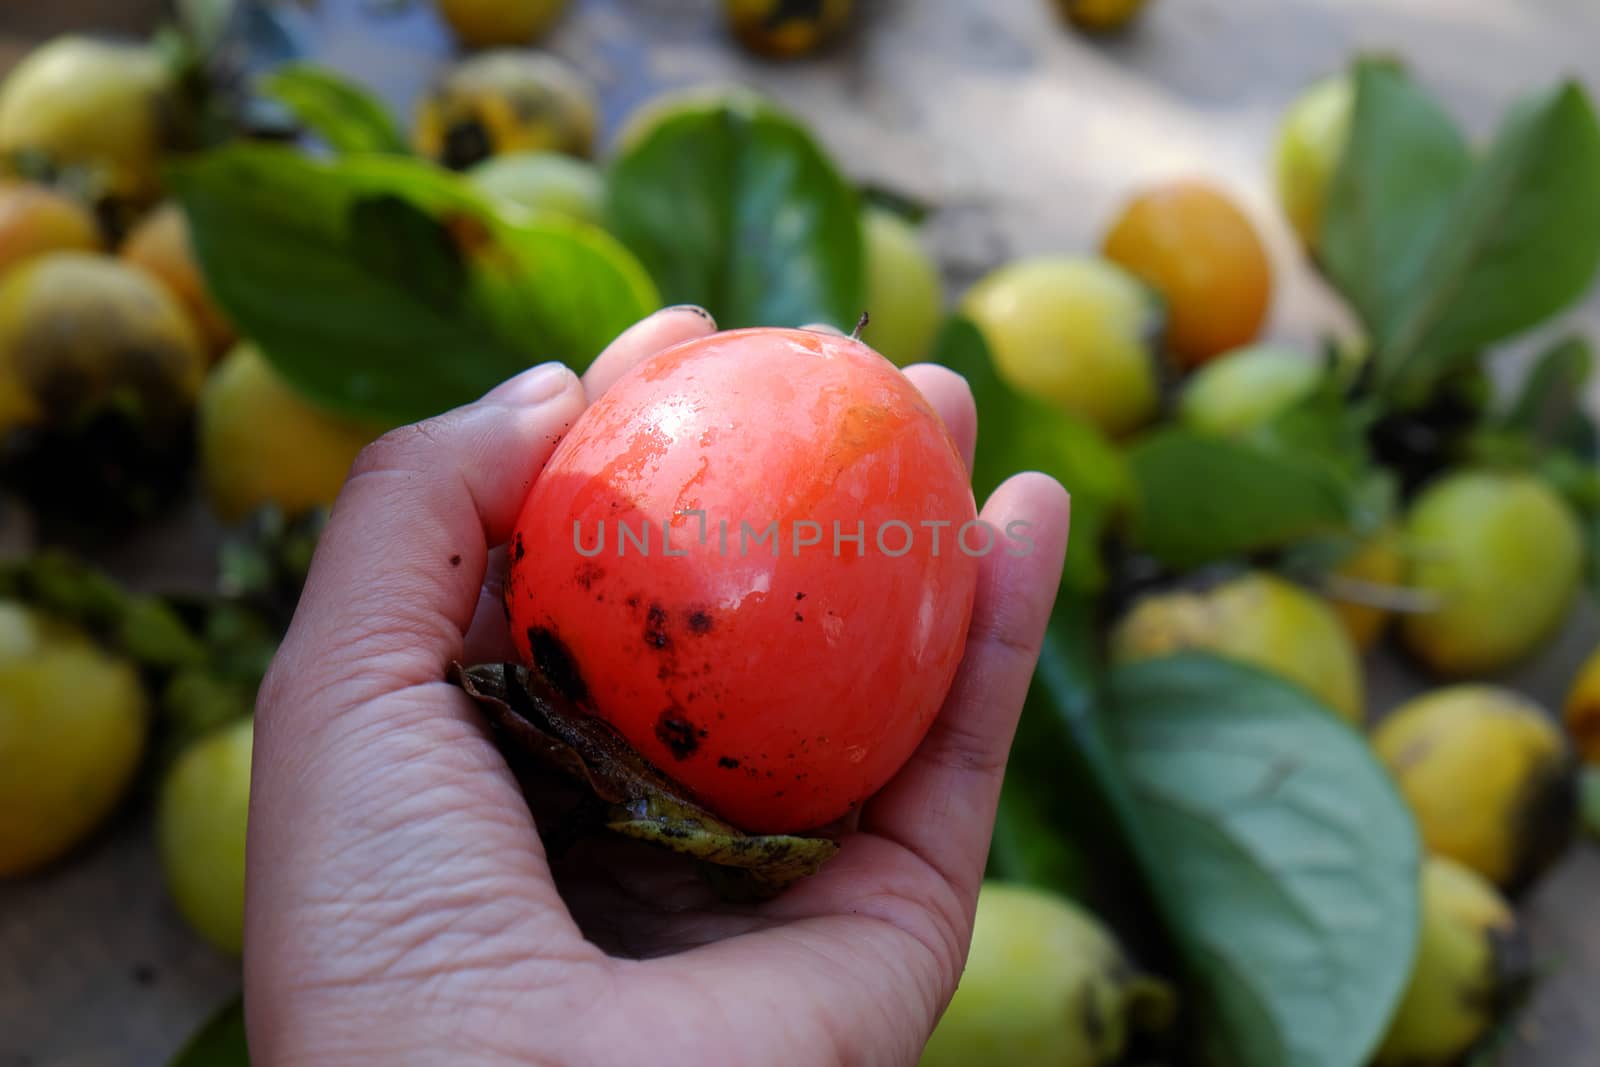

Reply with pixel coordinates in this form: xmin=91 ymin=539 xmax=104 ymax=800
xmin=687 ymin=609 xmax=713 ymax=635
xmin=656 ymin=709 xmax=700 ymax=759
xmin=526 ymin=626 xmax=588 ymax=704
xmin=645 ymin=603 xmax=671 ymax=649
xmin=718 ymin=755 xmax=741 ymax=769
xmin=795 ymin=592 xmax=806 ymax=601
xmin=575 ymin=562 xmax=605 ymax=591
xmin=449 ymin=554 xmax=462 ymax=567
xmin=794 ymin=612 xmax=804 ymax=622
xmin=441 ymin=119 xmax=493 ymax=170
xmin=512 ymin=533 xmax=526 ymax=562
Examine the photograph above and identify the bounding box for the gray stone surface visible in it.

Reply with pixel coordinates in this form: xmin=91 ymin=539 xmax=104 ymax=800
xmin=2 ymin=0 xmax=1598 ymax=1063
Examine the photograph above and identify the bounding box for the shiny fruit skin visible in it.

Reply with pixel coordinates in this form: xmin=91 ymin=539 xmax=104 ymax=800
xmin=1563 ymin=646 xmax=1600 ymax=765
xmin=468 ymin=150 xmax=603 ymax=225
xmin=1177 ymin=343 xmax=1319 ymax=436
xmin=199 ymin=344 xmax=383 ymax=523
xmin=506 ymin=328 xmax=979 ymax=833
xmin=0 ymin=182 xmax=101 ymax=276
xmin=960 ymin=256 xmax=1159 ymax=438
xmin=1275 ymin=75 xmax=1353 ymax=253
xmin=1112 ymin=571 xmax=1364 ymax=724
xmin=920 ymin=882 xmax=1172 ymax=1066
xmin=413 ymin=50 xmax=598 ymax=170
xmin=1329 ymin=525 xmax=1405 ymax=651
xmin=0 ymin=251 xmax=205 ymax=432
xmin=724 ymin=0 xmax=852 ymax=58
xmin=1102 ymin=181 xmax=1272 ymax=369
xmin=1401 ymin=471 xmax=1582 ymax=676
xmin=0 ymin=602 xmax=147 ymax=877
xmin=1374 ymin=685 xmax=1576 ymax=889
xmin=861 ymin=207 xmax=943 ymax=367
xmin=120 ymin=202 xmax=235 ymax=360
xmin=437 ymin=0 xmax=567 ymax=47
xmin=0 ymin=37 xmax=174 ymax=203
xmin=158 ymin=717 xmax=252 ymax=954
xmin=1374 ymin=855 xmax=1522 ymax=1066
xmin=1056 ymin=0 xmax=1149 ymax=33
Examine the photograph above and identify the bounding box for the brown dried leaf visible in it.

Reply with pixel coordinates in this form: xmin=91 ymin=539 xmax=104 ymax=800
xmin=451 ymin=661 xmax=838 ymax=897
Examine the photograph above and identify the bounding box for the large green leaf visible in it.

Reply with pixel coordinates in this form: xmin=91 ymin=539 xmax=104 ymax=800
xmin=1380 ymin=83 xmax=1600 ymax=399
xmin=1325 ymin=63 xmax=1600 ymax=404
xmin=1106 ymin=655 xmax=1421 ymax=1067
xmin=261 ymin=63 xmax=409 ymax=155
xmin=604 ymin=94 xmax=864 ymax=330
xmin=168 ymin=996 xmax=248 ymax=1066
xmin=1127 ymin=429 xmax=1353 ymax=568
xmin=930 ymin=316 xmax=1129 ymax=591
xmin=1322 ymin=62 xmax=1472 ymax=358
xmin=169 ymin=145 xmax=658 ymax=423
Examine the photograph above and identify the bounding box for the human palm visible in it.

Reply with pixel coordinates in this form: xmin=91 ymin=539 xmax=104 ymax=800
xmin=245 ymin=307 xmax=1070 ymax=1066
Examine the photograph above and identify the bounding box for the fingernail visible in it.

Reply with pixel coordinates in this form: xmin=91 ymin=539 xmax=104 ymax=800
xmin=489 ymin=362 xmax=576 ymax=405
xmin=665 ymin=304 xmax=717 ymax=326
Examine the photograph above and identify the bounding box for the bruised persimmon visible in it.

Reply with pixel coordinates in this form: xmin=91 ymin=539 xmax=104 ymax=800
xmin=506 ymin=327 xmax=982 ymax=832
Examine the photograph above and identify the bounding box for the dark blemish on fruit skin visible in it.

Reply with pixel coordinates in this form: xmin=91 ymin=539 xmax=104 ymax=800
xmin=656 ymin=709 xmax=701 ymax=759
xmin=645 ymin=603 xmax=671 ymax=649
xmin=794 ymin=612 xmax=804 ymax=622
xmin=526 ymin=626 xmax=589 ymax=704
xmin=625 ymin=595 xmax=640 ymax=610
xmin=687 ymin=610 xmax=713 ymax=634
xmin=512 ymin=533 xmax=526 ymax=562
xmin=795 ymin=592 xmax=806 ymax=601
xmin=718 ymin=756 xmax=741 ymax=770
xmin=575 ymin=562 xmax=605 ymax=591
xmin=449 ymin=554 xmax=462 ymax=567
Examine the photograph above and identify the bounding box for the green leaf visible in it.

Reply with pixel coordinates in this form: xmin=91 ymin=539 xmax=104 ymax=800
xmin=169 ymin=145 xmax=658 ymax=423
xmin=991 ymin=594 xmax=1182 ymax=979
xmin=1583 ymin=766 xmax=1600 ymax=842
xmin=175 ymin=0 xmax=237 ymax=58
xmin=1127 ymin=429 xmax=1353 ymax=568
xmin=1382 ymin=83 xmax=1600 ymax=398
xmin=1106 ymin=654 xmax=1421 ymax=1067
xmin=168 ymin=995 xmax=248 ymax=1066
xmin=930 ymin=316 xmax=1129 ymax=591
xmin=604 ymin=94 xmax=864 ymax=330
xmin=1500 ymin=334 xmax=1593 ymax=441
xmin=261 ymin=63 xmax=409 ymax=155
xmin=1329 ymin=67 xmax=1600 ymax=403
xmin=1322 ymin=62 xmax=1473 ymax=358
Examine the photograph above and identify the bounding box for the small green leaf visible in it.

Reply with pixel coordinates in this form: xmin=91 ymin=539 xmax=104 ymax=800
xmin=167 ymin=995 xmax=248 ymax=1066
xmin=1323 ymin=61 xmax=1473 ymax=357
xmin=1500 ymin=334 xmax=1593 ymax=441
xmin=1106 ymin=654 xmax=1421 ymax=1067
xmin=604 ymin=94 xmax=864 ymax=330
xmin=993 ymin=595 xmax=1171 ymax=955
xmin=931 ymin=316 xmax=1129 ymax=591
xmin=1127 ymin=429 xmax=1353 ymax=568
xmin=1582 ymin=767 xmax=1600 ymax=841
xmin=175 ymin=0 xmax=237 ymax=58
xmin=169 ymin=145 xmax=658 ymax=423
xmin=261 ymin=63 xmax=409 ymax=154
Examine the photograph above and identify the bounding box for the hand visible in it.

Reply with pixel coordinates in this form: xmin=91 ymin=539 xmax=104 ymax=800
xmin=244 ymin=307 xmax=1071 ymax=1066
